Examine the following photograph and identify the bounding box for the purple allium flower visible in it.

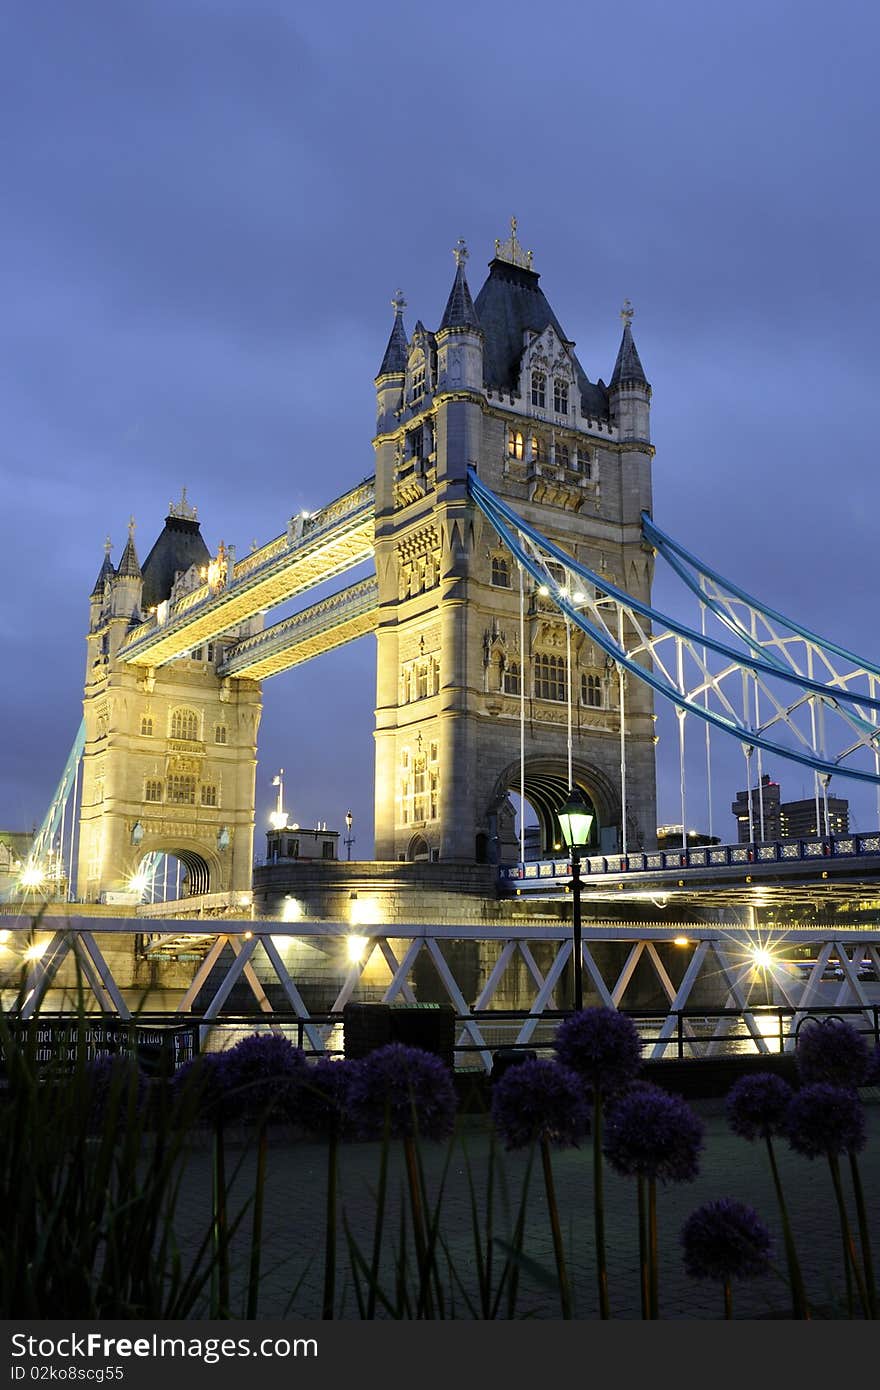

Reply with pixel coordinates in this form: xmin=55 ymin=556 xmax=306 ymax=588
xmin=785 ymin=1082 xmax=866 ymax=1158
xmin=491 ymin=1058 xmax=590 ymax=1150
xmin=296 ymin=1058 xmax=354 ymax=1138
xmin=796 ymin=1018 xmax=871 ymax=1088
xmin=603 ymin=1084 xmax=704 ymax=1183
xmin=85 ymin=1052 xmax=148 ymax=1132
xmin=726 ymin=1072 xmax=794 ymax=1141
xmin=172 ymin=1051 xmax=233 ymax=1123
xmin=346 ymin=1043 xmax=456 ymax=1141
xmin=554 ymin=1007 xmax=643 ymax=1097
xmin=224 ymin=1032 xmax=307 ymax=1122
xmin=681 ymin=1199 xmax=773 ymax=1282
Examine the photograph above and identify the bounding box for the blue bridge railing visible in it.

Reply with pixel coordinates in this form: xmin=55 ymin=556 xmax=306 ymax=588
xmin=499 ymin=831 xmax=880 ymax=888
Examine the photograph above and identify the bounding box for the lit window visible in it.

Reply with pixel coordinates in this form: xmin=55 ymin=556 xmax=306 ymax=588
xmin=413 ymin=756 xmax=427 ymax=822
xmin=171 ymin=708 xmax=199 ymax=741
xmin=168 ymin=774 xmax=196 ymax=804
xmin=531 ymin=434 xmax=543 ymax=463
xmin=581 ymin=673 xmax=602 ymax=707
xmin=145 ymin=780 xmax=162 ymax=803
xmin=429 ymin=769 xmax=439 ymax=819
xmin=140 ymin=716 xmax=153 ymax=737
xmin=214 ymin=725 xmax=227 ymax=744
xmin=535 ymin=653 xmax=566 ymax=702
xmin=531 ymin=370 xmax=546 ymax=408
xmin=491 ymin=556 xmax=510 ymax=588
xmin=201 ymin=784 xmax=218 ymax=807
xmin=554 ymin=379 xmax=569 ymax=414
xmin=503 ymin=662 xmax=521 ymax=695
xmin=507 ymin=428 xmax=524 ymax=460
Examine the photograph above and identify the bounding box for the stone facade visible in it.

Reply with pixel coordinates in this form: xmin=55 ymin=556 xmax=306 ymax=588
xmin=372 ymin=229 xmax=657 ymax=864
xmin=77 ymin=509 xmax=262 ymax=902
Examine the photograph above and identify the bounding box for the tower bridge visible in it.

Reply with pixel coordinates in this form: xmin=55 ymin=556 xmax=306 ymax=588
xmin=6 ymin=220 xmax=880 ymax=1023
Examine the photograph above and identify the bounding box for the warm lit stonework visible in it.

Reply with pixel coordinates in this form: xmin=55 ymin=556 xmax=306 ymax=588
xmin=77 ymin=497 xmax=262 ymax=901
xmin=372 ymin=225 xmax=657 ymax=863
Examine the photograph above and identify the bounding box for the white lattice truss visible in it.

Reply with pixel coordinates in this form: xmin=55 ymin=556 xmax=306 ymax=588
xmin=3 ymin=917 xmax=879 ymax=1070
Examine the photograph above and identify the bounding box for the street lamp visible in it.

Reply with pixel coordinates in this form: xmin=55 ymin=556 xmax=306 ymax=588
xmin=344 ymin=810 xmax=354 ymax=862
xmin=557 ymin=787 xmax=594 ymax=1013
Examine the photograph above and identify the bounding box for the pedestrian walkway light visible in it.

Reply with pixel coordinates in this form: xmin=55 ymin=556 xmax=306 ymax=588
xmin=557 ymin=788 xmax=594 ymax=1012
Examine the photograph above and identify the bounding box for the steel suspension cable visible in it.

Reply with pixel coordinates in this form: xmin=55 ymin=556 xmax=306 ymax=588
xmin=519 ymin=564 xmax=526 ymax=866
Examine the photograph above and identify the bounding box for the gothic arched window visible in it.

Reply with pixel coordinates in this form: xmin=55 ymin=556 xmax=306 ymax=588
xmin=531 ymin=371 xmax=546 ymax=408
xmin=534 ymin=653 xmax=566 ymax=702
xmin=554 ymin=379 xmax=569 ymax=414
xmin=507 ymin=428 xmax=524 ymax=460
xmin=582 ymin=673 xmax=602 ymax=707
xmin=491 ymin=555 xmax=510 ymax=588
xmin=144 ymin=780 xmax=162 ymax=803
xmin=170 ymin=708 xmax=199 ymax=741
xmin=557 ymin=442 xmax=570 ymax=467
xmin=140 ymin=715 xmax=153 ymax=737
xmin=531 ymin=434 xmax=544 ymax=464
xmin=214 ymin=724 xmax=227 ymax=745
xmin=503 ymin=662 xmax=521 ymax=695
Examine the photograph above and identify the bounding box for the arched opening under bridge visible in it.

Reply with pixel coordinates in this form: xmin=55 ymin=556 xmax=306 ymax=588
xmin=130 ymin=845 xmax=215 ymax=902
xmin=488 ymin=757 xmax=619 ymax=863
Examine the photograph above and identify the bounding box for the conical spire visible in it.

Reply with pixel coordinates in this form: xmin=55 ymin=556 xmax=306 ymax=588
xmin=610 ymin=300 xmax=648 ymax=387
xmin=90 ymin=536 xmax=115 ymax=597
xmin=376 ymin=290 xmax=409 ymax=377
xmin=439 ymin=239 xmax=480 ymax=332
xmin=116 ymin=516 xmax=142 ymax=579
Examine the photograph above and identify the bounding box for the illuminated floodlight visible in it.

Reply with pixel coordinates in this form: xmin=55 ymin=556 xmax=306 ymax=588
xmin=537 ymin=585 xmax=549 ymax=596
xmin=347 ymin=934 xmax=369 ymax=964
xmin=269 ymin=810 xmax=289 ymax=830
xmin=128 ymin=872 xmax=149 ymax=896
xmin=751 ymin=946 xmax=774 ymax=969
xmin=573 ymin=590 xmax=586 ymax=603
xmin=349 ymin=895 xmax=380 ymax=927
xmin=0 ymin=930 xmax=11 ymax=946
xmin=674 ymin=936 xmax=690 ymax=947
xmin=23 ymin=940 xmax=48 ymax=962
xmin=282 ymin=897 xmax=302 ymax=923
xmin=19 ymin=864 xmax=45 ymax=888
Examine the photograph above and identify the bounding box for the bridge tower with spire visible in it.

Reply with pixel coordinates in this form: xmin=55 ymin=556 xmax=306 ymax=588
xmin=77 ymin=494 xmax=263 ymax=902
xmin=372 ymin=221 xmax=657 ymax=863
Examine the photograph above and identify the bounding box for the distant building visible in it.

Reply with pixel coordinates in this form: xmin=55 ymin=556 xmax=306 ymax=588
xmin=265 ymin=823 xmax=340 ymax=864
xmin=731 ymin=774 xmax=848 ymax=843
xmin=656 ymin=825 xmax=719 ymax=851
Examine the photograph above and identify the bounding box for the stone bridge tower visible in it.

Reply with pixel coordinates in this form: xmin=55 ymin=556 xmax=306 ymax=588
xmin=77 ymin=494 xmax=262 ymax=902
xmin=373 ymin=224 xmax=657 ymax=864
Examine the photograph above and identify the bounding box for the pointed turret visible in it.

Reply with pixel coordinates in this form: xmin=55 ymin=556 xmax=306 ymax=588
xmin=376 ymin=290 xmax=409 ymax=378
xmin=90 ymin=537 xmax=115 ymax=598
xmin=439 ymin=239 xmax=480 ymax=331
xmin=610 ymin=301 xmax=649 ymax=388
xmin=116 ymin=516 xmax=142 ymax=578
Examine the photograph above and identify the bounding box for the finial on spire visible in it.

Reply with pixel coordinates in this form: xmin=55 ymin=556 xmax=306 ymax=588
xmin=128 ymin=515 xmax=136 ymax=541
xmin=391 ymin=288 xmax=407 ymax=315
xmin=620 ymin=298 xmax=635 ymax=328
xmin=452 ymin=238 xmax=468 ymax=268
xmin=494 ymin=216 xmax=534 ymax=270
xmin=104 ymin=535 xmax=113 ymax=557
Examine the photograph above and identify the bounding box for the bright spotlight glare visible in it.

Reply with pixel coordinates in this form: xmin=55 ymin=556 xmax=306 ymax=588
xmin=128 ymin=873 xmax=149 ymax=895
xmin=23 ymin=941 xmax=48 ymax=962
xmin=752 ymin=947 xmax=774 ymax=969
xmin=573 ymin=590 xmax=586 ymax=603
xmin=0 ymin=929 xmax=11 ymax=945
xmin=347 ymin=934 xmax=369 ymax=963
xmin=674 ymin=936 xmax=690 ymax=947
xmin=282 ymin=896 xmax=301 ymax=922
xmin=269 ymin=811 xmax=289 ymax=830
xmin=537 ymin=585 xmax=549 ymax=596
xmin=19 ymin=865 xmax=44 ymax=888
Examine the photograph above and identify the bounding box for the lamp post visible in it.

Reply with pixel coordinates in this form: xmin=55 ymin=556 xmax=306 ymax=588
xmin=344 ymin=810 xmax=354 ymax=862
xmin=557 ymin=788 xmax=594 ymax=1013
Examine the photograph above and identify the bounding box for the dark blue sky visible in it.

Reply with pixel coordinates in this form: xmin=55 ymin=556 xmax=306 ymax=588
xmin=2 ymin=0 xmax=879 ymax=850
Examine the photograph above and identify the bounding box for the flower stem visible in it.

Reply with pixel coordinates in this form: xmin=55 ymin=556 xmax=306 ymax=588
xmin=246 ymin=1121 xmax=268 ymax=1320
xmin=404 ymin=1134 xmax=434 ymax=1319
xmin=765 ymin=1135 xmax=809 ymax=1319
xmin=366 ymin=1114 xmax=390 ymax=1321
xmin=214 ymin=1114 xmax=229 ymax=1317
xmin=540 ymin=1136 xmax=572 ymax=1319
xmin=849 ymin=1150 xmax=877 ymax=1318
xmin=648 ymin=1177 xmax=659 ymax=1320
xmin=723 ymin=1278 xmax=732 ymax=1320
xmin=322 ymin=1131 xmax=338 ymax=1319
xmin=828 ymin=1150 xmax=871 ymax=1319
xmin=593 ymin=1090 xmax=609 ymax=1318
xmin=637 ymin=1175 xmax=649 ymax=1320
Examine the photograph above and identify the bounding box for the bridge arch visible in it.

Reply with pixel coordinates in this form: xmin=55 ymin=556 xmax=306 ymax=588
xmin=487 ymin=756 xmax=620 ymax=861
xmin=134 ymin=837 xmax=220 ymax=899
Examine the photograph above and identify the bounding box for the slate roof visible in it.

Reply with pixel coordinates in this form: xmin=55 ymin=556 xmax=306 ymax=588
xmin=140 ymin=514 xmax=211 ymax=611
xmin=116 ymin=533 xmax=142 ymax=580
xmin=376 ymin=307 xmax=409 ymax=378
xmin=90 ymin=551 xmax=116 ymax=598
xmin=609 ymin=321 xmax=649 ymax=388
xmin=473 ymin=258 xmax=609 ymax=418
xmin=439 ymin=260 xmax=481 ymax=332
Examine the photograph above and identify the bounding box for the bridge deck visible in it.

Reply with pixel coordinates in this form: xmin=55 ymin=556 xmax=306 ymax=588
xmin=219 ymin=577 xmax=379 ymax=679
xmin=118 ymin=478 xmax=376 ymax=668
